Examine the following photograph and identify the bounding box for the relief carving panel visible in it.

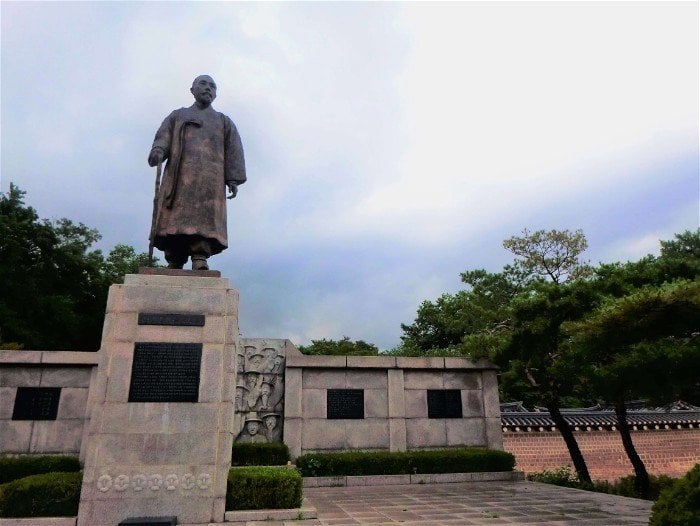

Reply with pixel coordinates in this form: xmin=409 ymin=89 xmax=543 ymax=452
xmin=234 ymin=340 xmax=286 ymax=443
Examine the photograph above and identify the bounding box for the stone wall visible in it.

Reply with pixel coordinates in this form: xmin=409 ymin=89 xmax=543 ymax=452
xmin=503 ymin=427 xmax=700 ymax=480
xmin=0 ymin=350 xmax=97 ymax=459
xmin=283 ymin=355 xmax=503 ymax=458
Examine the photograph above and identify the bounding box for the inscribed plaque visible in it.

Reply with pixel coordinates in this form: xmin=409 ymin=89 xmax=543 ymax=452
xmin=119 ymin=518 xmax=177 ymax=526
xmin=12 ymin=387 xmax=61 ymax=420
xmin=427 ymin=389 xmax=463 ymax=418
xmin=138 ymin=313 xmax=205 ymax=326
xmin=128 ymin=342 xmax=202 ymax=402
xmin=327 ymin=389 xmax=364 ymax=419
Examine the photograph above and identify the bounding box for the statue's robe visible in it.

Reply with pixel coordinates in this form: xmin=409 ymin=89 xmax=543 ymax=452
xmin=150 ymin=104 xmax=246 ymax=255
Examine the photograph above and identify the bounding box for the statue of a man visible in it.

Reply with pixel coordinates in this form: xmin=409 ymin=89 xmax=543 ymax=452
xmin=148 ymin=75 xmax=246 ymax=270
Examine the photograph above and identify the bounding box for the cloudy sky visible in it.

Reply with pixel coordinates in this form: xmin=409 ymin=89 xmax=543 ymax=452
xmin=2 ymin=1 xmax=698 ymax=350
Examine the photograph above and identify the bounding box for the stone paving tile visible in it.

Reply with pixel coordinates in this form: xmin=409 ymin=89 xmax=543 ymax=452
xmin=301 ymin=480 xmax=652 ymax=526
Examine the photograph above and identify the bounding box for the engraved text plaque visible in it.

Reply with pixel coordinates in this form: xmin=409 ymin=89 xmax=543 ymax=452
xmin=327 ymin=389 xmax=364 ymax=419
xmin=128 ymin=342 xmax=202 ymax=402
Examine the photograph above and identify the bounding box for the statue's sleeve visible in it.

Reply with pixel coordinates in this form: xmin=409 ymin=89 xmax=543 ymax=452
xmin=150 ymin=111 xmax=176 ymax=160
xmin=224 ymin=116 xmax=247 ymax=185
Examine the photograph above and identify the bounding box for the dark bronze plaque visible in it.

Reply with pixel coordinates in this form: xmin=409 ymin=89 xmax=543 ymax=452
xmin=427 ymin=390 xmax=463 ymax=418
xmin=119 ymin=518 xmax=177 ymax=526
xmin=128 ymin=343 xmax=202 ymax=403
xmin=327 ymin=389 xmax=364 ymax=419
xmin=138 ymin=313 xmax=205 ymax=327
xmin=12 ymin=387 xmax=61 ymax=420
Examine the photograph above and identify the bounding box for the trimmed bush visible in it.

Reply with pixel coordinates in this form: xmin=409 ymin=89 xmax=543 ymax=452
xmin=649 ymin=464 xmax=700 ymax=526
xmin=232 ymin=442 xmax=290 ymax=466
xmin=528 ymin=466 xmax=678 ymax=501
xmin=527 ymin=466 xmax=585 ymax=489
xmin=0 ymin=455 xmax=81 ymax=485
xmin=0 ymin=471 xmax=82 ymax=517
xmin=295 ymin=448 xmax=515 ymax=477
xmin=226 ymin=466 xmax=302 ymax=510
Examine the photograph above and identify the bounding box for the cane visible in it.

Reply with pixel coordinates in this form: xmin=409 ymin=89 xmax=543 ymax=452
xmin=148 ymin=161 xmax=162 ymax=266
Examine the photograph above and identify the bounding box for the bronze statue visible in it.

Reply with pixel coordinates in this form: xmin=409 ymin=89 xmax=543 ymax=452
xmin=148 ymin=75 xmax=246 ymax=270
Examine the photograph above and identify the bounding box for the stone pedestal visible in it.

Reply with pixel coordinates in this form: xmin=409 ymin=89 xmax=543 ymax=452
xmin=77 ymin=272 xmax=239 ymax=526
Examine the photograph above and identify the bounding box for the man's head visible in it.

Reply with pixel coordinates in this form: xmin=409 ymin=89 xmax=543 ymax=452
xmin=264 ymin=414 xmax=277 ymax=430
xmin=191 ymin=75 xmax=217 ymax=106
xmin=246 ymin=420 xmax=260 ymax=435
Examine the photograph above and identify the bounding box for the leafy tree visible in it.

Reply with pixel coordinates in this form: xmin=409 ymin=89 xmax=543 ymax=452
xmin=498 ymin=228 xmax=599 ymax=483
xmin=503 ymin=228 xmax=592 ymax=284
xmin=398 ymin=266 xmax=530 ymax=357
xmin=503 ymin=280 xmax=597 ymax=483
xmin=0 ymin=184 xmax=155 ymax=350
xmin=298 ymin=337 xmax=379 ymax=356
xmin=565 ymin=279 xmax=700 ymax=497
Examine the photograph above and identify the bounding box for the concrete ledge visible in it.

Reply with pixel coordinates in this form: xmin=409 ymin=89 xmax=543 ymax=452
xmin=444 ymin=357 xmax=498 ymax=370
xmin=138 ymin=267 xmax=221 ymax=278
xmin=0 ymin=351 xmax=98 ymax=365
xmin=41 ymin=352 xmax=99 ymax=365
xmin=0 ymin=519 xmax=76 ymax=526
xmin=286 ymin=355 xmax=347 ymax=368
xmin=0 ymin=351 xmax=41 ymax=364
xmin=346 ymin=356 xmax=397 ymax=369
xmin=224 ymin=505 xmax=317 ymax=522
xmin=395 ymin=357 xmax=445 ymax=369
xmin=303 ymin=471 xmax=524 ymax=487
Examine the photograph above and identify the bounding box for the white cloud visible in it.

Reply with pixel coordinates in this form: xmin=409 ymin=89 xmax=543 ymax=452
xmin=2 ymin=2 xmax=697 ymax=349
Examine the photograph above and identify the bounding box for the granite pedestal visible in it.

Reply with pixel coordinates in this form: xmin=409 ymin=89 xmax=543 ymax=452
xmin=77 ymin=271 xmax=239 ymax=526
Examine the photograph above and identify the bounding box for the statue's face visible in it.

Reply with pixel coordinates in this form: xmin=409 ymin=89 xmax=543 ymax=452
xmin=265 ymin=417 xmax=276 ymax=430
xmin=191 ymin=75 xmax=217 ymax=105
xmin=247 ymin=421 xmax=259 ymax=435
xmin=246 ymin=374 xmax=257 ymax=388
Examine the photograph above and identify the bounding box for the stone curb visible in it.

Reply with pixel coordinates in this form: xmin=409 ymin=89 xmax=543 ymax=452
xmin=224 ymin=505 xmax=317 ymax=522
xmin=0 ymin=519 xmax=76 ymax=526
xmin=302 ymin=470 xmax=525 ymax=487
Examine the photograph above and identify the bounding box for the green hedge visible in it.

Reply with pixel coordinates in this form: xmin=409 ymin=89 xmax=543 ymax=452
xmin=0 ymin=456 xmax=81 ymax=485
xmin=649 ymin=464 xmax=700 ymax=526
xmin=0 ymin=472 xmax=82 ymax=517
xmin=226 ymin=467 xmax=302 ymax=510
xmin=296 ymin=448 xmax=515 ymax=477
xmin=232 ymin=442 xmax=290 ymax=466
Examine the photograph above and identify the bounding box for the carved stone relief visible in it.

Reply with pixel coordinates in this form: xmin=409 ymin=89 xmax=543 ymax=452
xmin=234 ymin=340 xmax=286 ymax=443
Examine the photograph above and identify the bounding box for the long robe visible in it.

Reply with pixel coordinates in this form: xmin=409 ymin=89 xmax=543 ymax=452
xmin=150 ymin=104 xmax=246 ymax=255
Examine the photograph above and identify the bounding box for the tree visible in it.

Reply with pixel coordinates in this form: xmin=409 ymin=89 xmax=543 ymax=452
xmin=503 ymin=228 xmax=592 ymax=284
xmin=499 ymin=228 xmax=597 ymax=483
xmin=503 ymin=280 xmax=597 ymax=484
xmin=298 ymin=337 xmax=379 ymax=356
xmin=0 ymin=184 xmax=155 ymax=350
xmin=565 ymin=279 xmax=700 ymax=497
xmin=398 ymin=266 xmax=530 ymax=356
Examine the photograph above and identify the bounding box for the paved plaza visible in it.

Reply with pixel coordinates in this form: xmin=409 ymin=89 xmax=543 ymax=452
xmin=262 ymin=480 xmax=653 ymax=526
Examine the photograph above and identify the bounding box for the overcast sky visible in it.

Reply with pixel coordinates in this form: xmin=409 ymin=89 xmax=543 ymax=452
xmin=2 ymin=1 xmax=698 ymax=350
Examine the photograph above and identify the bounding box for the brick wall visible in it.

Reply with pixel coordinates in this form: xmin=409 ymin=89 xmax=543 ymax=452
xmin=503 ymin=428 xmax=700 ymax=480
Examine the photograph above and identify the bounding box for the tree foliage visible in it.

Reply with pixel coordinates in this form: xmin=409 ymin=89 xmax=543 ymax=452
xmin=0 ymin=184 xmax=155 ymax=350
xmin=503 ymin=228 xmax=592 ymax=284
xmin=298 ymin=336 xmax=379 ymax=356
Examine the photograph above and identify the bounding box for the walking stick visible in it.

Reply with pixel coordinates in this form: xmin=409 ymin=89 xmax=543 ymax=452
xmin=148 ymin=161 xmax=162 ymax=266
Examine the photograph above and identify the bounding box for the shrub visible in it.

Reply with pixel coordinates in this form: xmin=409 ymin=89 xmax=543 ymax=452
xmin=232 ymin=442 xmax=290 ymax=466
xmin=296 ymin=448 xmax=515 ymax=477
xmin=0 ymin=456 xmax=81 ymax=484
xmin=528 ymin=467 xmax=678 ymax=501
xmin=0 ymin=472 xmax=82 ymax=517
xmin=649 ymin=464 xmax=700 ymax=526
xmin=527 ymin=466 xmax=586 ymax=489
xmin=226 ymin=466 xmax=302 ymax=510
xmin=592 ymin=474 xmax=676 ymax=500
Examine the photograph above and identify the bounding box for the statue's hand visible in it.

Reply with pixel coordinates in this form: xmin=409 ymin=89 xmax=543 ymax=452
xmin=227 ymin=182 xmax=238 ymax=199
xmin=148 ymin=149 xmax=163 ymax=167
